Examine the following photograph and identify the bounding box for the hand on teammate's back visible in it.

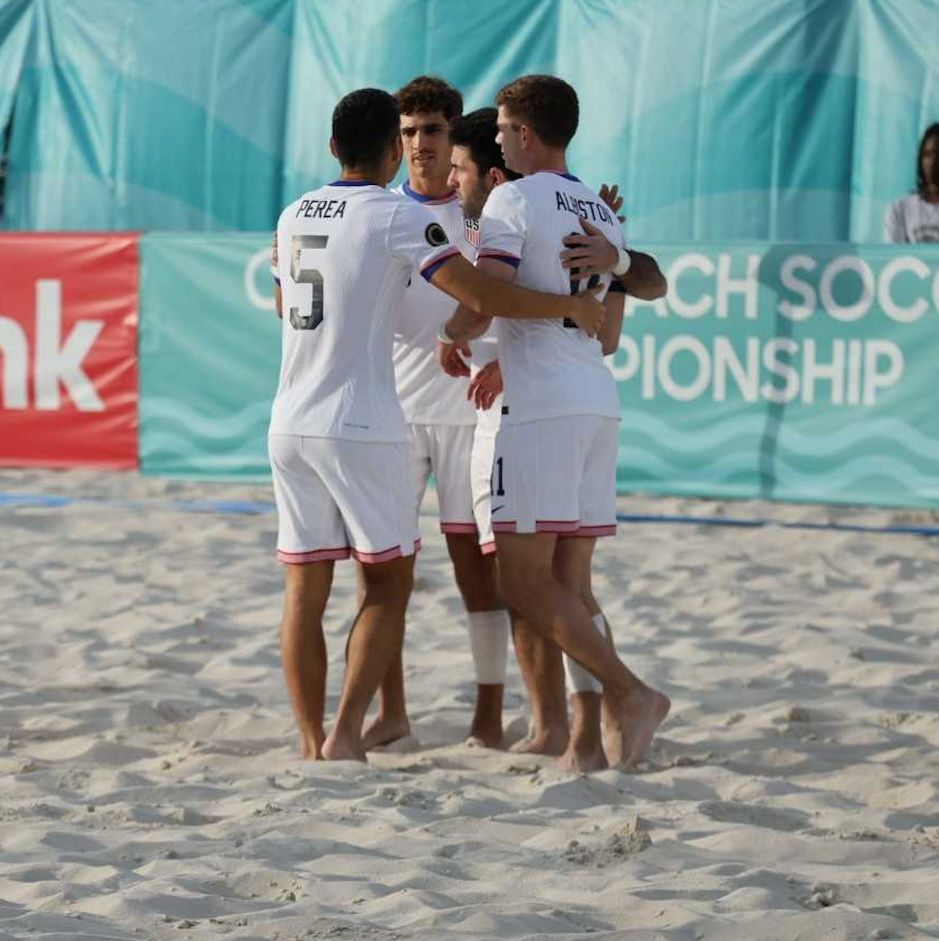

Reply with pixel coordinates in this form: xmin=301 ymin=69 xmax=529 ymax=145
xmin=560 ymin=217 xmax=618 ymax=278
xmin=567 ymin=286 xmax=606 ymax=337
xmin=598 ymin=183 xmax=625 ymax=222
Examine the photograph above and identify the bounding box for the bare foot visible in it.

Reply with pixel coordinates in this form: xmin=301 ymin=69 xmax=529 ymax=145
xmin=299 ymin=734 xmax=324 ymax=760
xmin=601 ymin=694 xmax=624 ymax=765
xmin=361 ymin=715 xmax=410 ymax=751
xmin=468 ymin=685 xmax=505 ymax=749
xmin=509 ymin=726 xmax=569 ymax=756
xmin=467 ymin=723 xmax=505 ymax=750
xmin=556 ymin=739 xmax=608 ymax=774
xmin=605 ymin=688 xmax=670 ymax=769
xmin=322 ymin=729 xmax=366 ymax=762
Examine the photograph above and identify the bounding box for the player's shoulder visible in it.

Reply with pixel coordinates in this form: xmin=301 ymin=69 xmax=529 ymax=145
xmin=483 ymin=178 xmax=527 ymax=215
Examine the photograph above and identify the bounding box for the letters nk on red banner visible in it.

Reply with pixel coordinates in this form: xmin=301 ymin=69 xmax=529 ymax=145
xmin=0 ymin=234 xmax=139 ymax=469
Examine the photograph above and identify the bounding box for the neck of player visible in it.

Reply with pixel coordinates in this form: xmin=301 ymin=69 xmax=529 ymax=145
xmin=524 ymin=147 xmax=568 ymax=177
xmin=407 ymin=174 xmax=453 ymax=200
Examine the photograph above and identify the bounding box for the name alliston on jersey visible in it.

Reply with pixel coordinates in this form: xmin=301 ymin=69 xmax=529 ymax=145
xmin=478 ymin=171 xmax=626 ymax=424
xmin=269 ymin=182 xmax=459 ymax=442
xmin=391 ymin=183 xmax=476 ymax=425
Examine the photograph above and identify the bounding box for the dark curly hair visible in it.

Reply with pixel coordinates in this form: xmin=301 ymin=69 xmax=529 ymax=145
xmin=395 ymin=75 xmax=463 ymax=121
xmin=449 ymin=108 xmax=520 ymax=180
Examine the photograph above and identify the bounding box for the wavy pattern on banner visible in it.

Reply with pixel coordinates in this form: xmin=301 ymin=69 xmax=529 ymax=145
xmin=620 ymin=410 xmax=939 ymax=466
xmin=618 ymin=447 xmax=759 ymax=482
xmin=141 ymin=400 xmax=271 ymax=442
xmin=618 ymin=447 xmax=938 ymax=502
xmin=142 ymin=430 xmax=268 ymax=474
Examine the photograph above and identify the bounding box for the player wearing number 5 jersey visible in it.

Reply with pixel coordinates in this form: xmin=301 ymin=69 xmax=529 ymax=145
xmin=269 ymin=87 xmax=607 ymax=762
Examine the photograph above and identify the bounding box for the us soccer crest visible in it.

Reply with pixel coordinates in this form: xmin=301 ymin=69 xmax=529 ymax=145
xmin=464 ymin=218 xmax=480 ymax=248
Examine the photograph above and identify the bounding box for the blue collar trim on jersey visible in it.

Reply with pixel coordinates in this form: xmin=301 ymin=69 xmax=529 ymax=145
xmin=403 ymin=180 xmax=456 ymax=203
xmin=329 ymin=179 xmax=377 ymax=187
xmin=549 ymin=171 xmax=580 ymax=182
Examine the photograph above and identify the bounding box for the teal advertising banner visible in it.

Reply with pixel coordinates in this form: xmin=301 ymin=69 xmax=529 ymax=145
xmin=139 ymin=233 xmax=279 ymax=478
xmin=2 ymin=1 xmax=937 ymax=242
xmin=616 ymin=243 xmax=939 ymax=506
xmin=138 ymin=234 xmax=939 ymax=508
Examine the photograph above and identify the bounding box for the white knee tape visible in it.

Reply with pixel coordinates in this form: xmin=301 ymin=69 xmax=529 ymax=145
xmin=564 ymin=613 xmax=608 ymax=696
xmin=467 ymin=610 xmax=510 ymax=685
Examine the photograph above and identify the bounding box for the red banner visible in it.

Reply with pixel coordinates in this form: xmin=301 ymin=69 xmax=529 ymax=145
xmin=0 ymin=234 xmax=139 ymax=469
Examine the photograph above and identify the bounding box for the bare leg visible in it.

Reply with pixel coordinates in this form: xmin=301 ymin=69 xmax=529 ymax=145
xmin=496 ymin=532 xmax=669 ymax=769
xmin=447 ymin=533 xmax=507 ymax=749
xmin=553 ymin=537 xmax=606 ymax=773
xmin=323 ymin=555 xmax=415 ymax=761
xmin=360 ymin=564 xmax=411 ymax=750
xmin=280 ymin=561 xmax=334 ymax=759
xmin=510 ymin=617 xmax=569 ymax=756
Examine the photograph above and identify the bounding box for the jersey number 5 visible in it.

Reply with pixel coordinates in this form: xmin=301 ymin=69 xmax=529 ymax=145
xmin=289 ymin=235 xmax=329 ymax=331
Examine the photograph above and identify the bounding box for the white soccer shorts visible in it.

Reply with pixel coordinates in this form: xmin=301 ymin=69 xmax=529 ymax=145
xmin=489 ymin=416 xmax=619 ymax=537
xmin=407 ymin=423 xmax=477 ymax=534
xmin=269 ymin=434 xmax=420 ymax=564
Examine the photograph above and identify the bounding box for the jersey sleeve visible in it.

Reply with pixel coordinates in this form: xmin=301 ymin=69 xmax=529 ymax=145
xmin=270 ymin=229 xmax=280 ymax=284
xmin=388 ymin=199 xmax=462 ymax=281
xmin=477 ymin=182 xmax=527 ymax=269
xmin=274 ymin=205 xmax=295 ymax=285
xmin=884 ymin=199 xmax=906 ymax=243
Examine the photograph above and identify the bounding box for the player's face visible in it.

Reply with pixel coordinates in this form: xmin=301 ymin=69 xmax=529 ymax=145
xmin=496 ymin=105 xmax=524 ymax=173
xmin=922 ymin=135 xmax=939 ymax=189
xmin=400 ymin=111 xmax=452 ymax=184
xmin=448 ymin=145 xmax=490 ymax=218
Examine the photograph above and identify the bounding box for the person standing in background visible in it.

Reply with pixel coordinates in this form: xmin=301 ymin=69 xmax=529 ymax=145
xmin=885 ymin=123 xmax=939 ymax=244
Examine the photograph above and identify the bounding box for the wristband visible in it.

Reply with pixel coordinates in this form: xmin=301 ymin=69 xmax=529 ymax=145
xmin=612 ymin=247 xmax=632 ymax=277
xmin=437 ymin=323 xmax=456 ymax=344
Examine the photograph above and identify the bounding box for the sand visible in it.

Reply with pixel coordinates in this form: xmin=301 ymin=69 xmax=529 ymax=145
xmin=0 ymin=467 xmax=937 ymax=940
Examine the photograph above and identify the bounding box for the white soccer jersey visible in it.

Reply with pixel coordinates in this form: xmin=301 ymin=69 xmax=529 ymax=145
xmin=391 ymin=182 xmax=477 ymax=425
xmin=477 ymin=171 xmax=624 ymax=424
xmin=884 ymin=194 xmax=939 ymax=243
xmin=269 ymin=181 xmax=459 ymax=441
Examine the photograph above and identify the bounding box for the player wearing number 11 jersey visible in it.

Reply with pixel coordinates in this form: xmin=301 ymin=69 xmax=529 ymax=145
xmin=439 ymin=75 xmax=670 ymax=772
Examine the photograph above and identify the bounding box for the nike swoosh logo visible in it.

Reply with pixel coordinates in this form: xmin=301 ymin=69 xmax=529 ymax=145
xmin=491 ymin=505 xmax=505 ymax=513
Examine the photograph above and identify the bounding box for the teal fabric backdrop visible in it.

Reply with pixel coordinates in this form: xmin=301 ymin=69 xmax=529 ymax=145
xmin=139 ymin=233 xmax=280 ymax=478
xmin=1 ymin=0 xmax=937 ymax=240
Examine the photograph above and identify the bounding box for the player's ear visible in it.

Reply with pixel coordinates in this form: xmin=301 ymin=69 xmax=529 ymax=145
xmin=489 ymin=167 xmax=507 ymax=187
xmin=329 ymin=138 xmax=339 ymax=159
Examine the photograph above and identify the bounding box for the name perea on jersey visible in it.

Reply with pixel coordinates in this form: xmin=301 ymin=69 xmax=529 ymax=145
xmin=555 ymin=190 xmax=614 ymax=225
xmin=296 ymin=198 xmax=347 ymax=220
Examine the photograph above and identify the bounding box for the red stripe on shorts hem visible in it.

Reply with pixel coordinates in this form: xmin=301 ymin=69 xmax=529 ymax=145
xmin=440 ymin=522 xmax=478 ymax=534
xmin=277 ymin=546 xmax=351 ymax=564
xmin=559 ymin=524 xmax=617 ymax=538
xmin=351 ymin=538 xmax=422 ymax=564
xmin=492 ymin=520 xmax=580 ymax=534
